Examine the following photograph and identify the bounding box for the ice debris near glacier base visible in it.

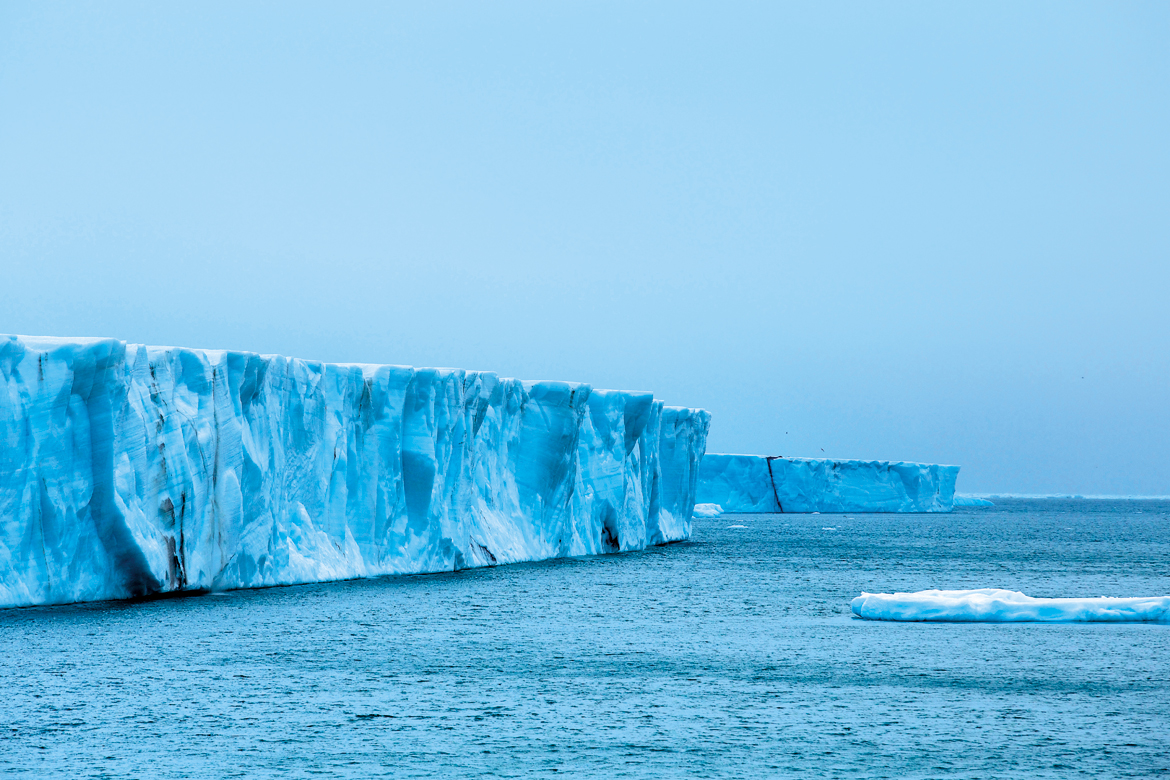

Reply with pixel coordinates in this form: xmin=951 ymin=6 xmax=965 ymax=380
xmin=0 ymin=335 xmax=710 ymax=608
xmin=851 ymin=589 xmax=1170 ymax=623
xmin=695 ymin=454 xmax=958 ymax=514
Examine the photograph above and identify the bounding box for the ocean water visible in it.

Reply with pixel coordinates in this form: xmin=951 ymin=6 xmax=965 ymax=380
xmin=2 ymin=498 xmax=1168 ymax=778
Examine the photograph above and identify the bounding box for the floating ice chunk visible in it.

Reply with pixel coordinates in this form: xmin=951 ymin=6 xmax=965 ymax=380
xmin=953 ymin=495 xmax=995 ymax=507
xmin=851 ymin=589 xmax=1170 ymax=623
xmin=693 ymin=503 xmax=723 ymax=518
xmin=726 ymin=525 xmax=747 ymax=529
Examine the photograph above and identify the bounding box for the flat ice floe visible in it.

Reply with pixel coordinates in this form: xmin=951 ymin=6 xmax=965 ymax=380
xmin=851 ymin=589 xmax=1170 ymax=623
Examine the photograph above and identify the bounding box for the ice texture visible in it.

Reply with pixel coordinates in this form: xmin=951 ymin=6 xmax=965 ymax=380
xmin=851 ymin=589 xmax=1170 ymax=623
xmin=953 ymin=495 xmax=995 ymax=507
xmin=696 ymin=454 xmax=958 ymax=513
xmin=0 ymin=335 xmax=710 ymax=608
xmin=692 ymin=503 xmax=723 ymax=518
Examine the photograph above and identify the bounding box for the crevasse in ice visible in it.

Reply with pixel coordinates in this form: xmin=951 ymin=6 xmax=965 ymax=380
xmin=696 ymin=454 xmax=958 ymax=513
xmin=0 ymin=335 xmax=710 ymax=608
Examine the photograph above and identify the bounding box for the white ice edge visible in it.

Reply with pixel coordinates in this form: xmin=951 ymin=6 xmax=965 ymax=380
xmin=972 ymin=494 xmax=1170 ymax=500
xmin=851 ymin=589 xmax=1170 ymax=623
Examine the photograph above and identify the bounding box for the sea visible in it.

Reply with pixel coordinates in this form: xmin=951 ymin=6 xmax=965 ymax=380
xmin=2 ymin=498 xmax=1168 ymax=778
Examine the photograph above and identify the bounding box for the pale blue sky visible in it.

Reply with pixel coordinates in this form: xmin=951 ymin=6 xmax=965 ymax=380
xmin=2 ymin=2 xmax=1167 ymax=494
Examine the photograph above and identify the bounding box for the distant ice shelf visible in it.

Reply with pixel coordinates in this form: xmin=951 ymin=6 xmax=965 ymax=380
xmin=953 ymin=495 xmax=994 ymax=507
xmin=0 ymin=335 xmax=710 ymax=608
xmin=696 ymin=454 xmax=958 ymax=513
xmin=851 ymin=589 xmax=1170 ymax=623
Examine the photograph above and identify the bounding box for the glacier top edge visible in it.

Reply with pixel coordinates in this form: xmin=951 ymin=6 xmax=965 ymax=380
xmin=3 ymin=334 xmax=629 ymax=398
xmin=705 ymin=453 xmax=959 ymax=470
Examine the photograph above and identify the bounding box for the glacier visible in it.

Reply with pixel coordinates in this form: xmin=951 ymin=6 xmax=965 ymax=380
xmin=0 ymin=335 xmax=710 ymax=608
xmin=696 ymin=454 xmax=958 ymax=513
xmin=851 ymin=589 xmax=1170 ymax=623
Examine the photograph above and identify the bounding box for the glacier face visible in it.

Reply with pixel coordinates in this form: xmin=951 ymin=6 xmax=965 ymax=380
xmin=0 ymin=335 xmax=710 ymax=608
xmin=851 ymin=589 xmax=1170 ymax=623
xmin=696 ymin=454 xmax=958 ymax=513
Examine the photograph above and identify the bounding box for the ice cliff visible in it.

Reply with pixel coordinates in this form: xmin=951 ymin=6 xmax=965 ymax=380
xmin=0 ymin=335 xmax=710 ymax=608
xmin=696 ymin=454 xmax=958 ymax=513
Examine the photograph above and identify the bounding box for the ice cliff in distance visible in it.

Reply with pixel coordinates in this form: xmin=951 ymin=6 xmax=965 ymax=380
xmin=697 ymin=454 xmax=958 ymax=513
xmin=0 ymin=335 xmax=710 ymax=608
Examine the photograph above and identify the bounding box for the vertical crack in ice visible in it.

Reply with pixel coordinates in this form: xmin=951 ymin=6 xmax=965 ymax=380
xmin=765 ymin=456 xmax=785 ymax=513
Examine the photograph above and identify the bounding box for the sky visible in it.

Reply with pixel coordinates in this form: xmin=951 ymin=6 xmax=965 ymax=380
xmin=1 ymin=2 xmax=1167 ymax=495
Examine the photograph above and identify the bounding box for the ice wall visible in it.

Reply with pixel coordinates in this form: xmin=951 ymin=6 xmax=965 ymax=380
xmin=0 ymin=335 xmax=710 ymax=608
xmin=696 ymin=454 xmax=958 ymax=513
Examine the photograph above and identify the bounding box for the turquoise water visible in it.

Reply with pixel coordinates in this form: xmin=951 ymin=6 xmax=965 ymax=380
xmin=2 ymin=499 xmax=1168 ymax=778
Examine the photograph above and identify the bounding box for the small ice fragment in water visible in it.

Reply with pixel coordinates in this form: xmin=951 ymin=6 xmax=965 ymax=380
xmin=726 ymin=524 xmax=748 ymax=529
xmin=953 ymin=495 xmax=995 ymax=507
xmin=693 ymin=503 xmax=723 ymax=518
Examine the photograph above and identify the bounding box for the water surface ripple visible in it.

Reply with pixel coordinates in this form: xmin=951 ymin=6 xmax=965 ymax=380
xmin=2 ymin=498 xmax=1168 ymax=778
